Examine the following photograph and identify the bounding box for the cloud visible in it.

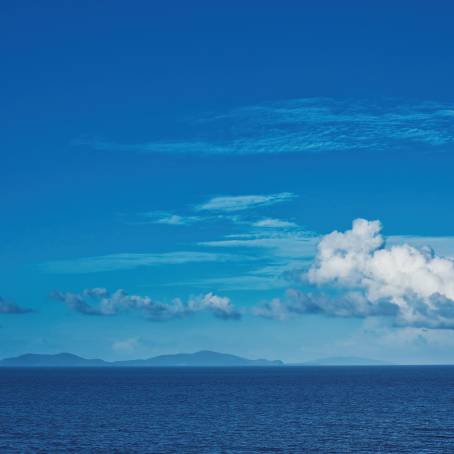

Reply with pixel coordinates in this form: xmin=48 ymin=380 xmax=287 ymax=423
xmin=141 ymin=211 xmax=202 ymax=226
xmin=253 ymin=218 xmax=297 ymax=229
xmin=252 ymin=298 xmax=289 ymax=321
xmin=187 ymin=292 xmax=241 ymax=320
xmin=196 ymin=193 xmax=296 ymax=212
xmin=189 ymin=275 xmax=291 ymax=291
xmin=185 ymin=260 xmax=310 ymax=291
xmin=201 ymin=230 xmax=318 ymax=259
xmin=138 ymin=208 xmax=298 ymax=230
xmin=76 ymin=98 xmax=454 ymax=155
xmin=194 ymin=228 xmax=317 ymax=291
xmin=156 ymin=215 xmax=186 ymax=225
xmin=138 ymin=211 xmax=247 ymax=227
xmin=41 ymin=251 xmax=244 ymax=274
xmin=254 ymin=289 xmax=397 ymax=321
xmin=197 ymin=228 xmax=454 ymax=291
xmin=75 ymin=139 xmax=231 ymax=155
xmin=0 ymin=297 xmax=32 ymax=314
xmin=112 ymin=337 xmax=141 ymax=353
xmin=51 ymin=289 xmax=241 ymax=321
xmin=304 ymin=218 xmax=454 ymax=329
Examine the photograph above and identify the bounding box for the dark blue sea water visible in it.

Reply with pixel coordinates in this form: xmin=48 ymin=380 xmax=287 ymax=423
xmin=1 ymin=367 xmax=454 ymax=453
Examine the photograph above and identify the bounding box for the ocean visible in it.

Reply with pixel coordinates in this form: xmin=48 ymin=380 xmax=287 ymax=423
xmin=1 ymin=366 xmax=454 ymax=453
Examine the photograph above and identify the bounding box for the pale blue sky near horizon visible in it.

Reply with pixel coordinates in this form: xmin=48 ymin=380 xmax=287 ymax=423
xmin=2 ymin=1 xmax=454 ymax=363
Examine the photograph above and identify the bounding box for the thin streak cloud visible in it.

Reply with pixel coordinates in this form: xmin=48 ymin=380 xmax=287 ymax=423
xmin=196 ymin=193 xmax=296 ymax=212
xmin=41 ymin=251 xmax=245 ymax=274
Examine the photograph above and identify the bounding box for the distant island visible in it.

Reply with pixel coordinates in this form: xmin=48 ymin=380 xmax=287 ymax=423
xmin=0 ymin=350 xmax=284 ymax=368
xmin=0 ymin=351 xmax=394 ymax=367
xmin=0 ymin=352 xmax=108 ymax=368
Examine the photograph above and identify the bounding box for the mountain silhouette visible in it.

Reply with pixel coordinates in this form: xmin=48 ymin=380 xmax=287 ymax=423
xmin=0 ymin=350 xmax=283 ymax=367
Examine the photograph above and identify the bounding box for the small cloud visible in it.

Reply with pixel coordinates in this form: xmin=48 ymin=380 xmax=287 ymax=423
xmin=196 ymin=193 xmax=296 ymax=212
xmin=0 ymin=297 xmax=32 ymax=315
xmin=156 ymin=214 xmax=191 ymax=225
xmin=142 ymin=211 xmax=202 ymax=226
xmin=112 ymin=337 xmax=141 ymax=353
xmin=252 ymin=298 xmax=289 ymax=320
xmin=188 ymin=292 xmax=241 ymax=320
xmin=253 ymin=218 xmax=297 ymax=229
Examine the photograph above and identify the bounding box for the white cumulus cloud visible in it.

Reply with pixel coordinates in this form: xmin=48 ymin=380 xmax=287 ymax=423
xmin=306 ymin=218 xmax=454 ymax=328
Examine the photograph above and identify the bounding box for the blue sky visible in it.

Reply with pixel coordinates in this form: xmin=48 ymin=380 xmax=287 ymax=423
xmin=2 ymin=1 xmax=454 ymax=363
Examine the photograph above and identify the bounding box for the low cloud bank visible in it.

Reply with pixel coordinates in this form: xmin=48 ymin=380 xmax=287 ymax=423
xmin=51 ymin=289 xmax=240 ymax=321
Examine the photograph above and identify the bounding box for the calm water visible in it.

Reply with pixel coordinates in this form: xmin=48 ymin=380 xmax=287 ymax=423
xmin=1 ymin=366 xmax=454 ymax=453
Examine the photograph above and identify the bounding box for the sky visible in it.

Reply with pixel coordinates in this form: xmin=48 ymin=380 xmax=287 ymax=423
xmin=2 ymin=1 xmax=454 ymax=364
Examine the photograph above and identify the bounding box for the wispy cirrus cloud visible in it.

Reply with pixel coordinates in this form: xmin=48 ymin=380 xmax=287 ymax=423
xmin=196 ymin=193 xmax=296 ymax=212
xmin=200 ymin=230 xmax=318 ymax=259
xmin=136 ymin=211 xmax=244 ymax=227
xmin=76 ymin=140 xmax=231 ymax=155
xmin=51 ymin=288 xmax=241 ymax=321
xmin=135 ymin=196 xmax=297 ymax=228
xmin=41 ymin=251 xmax=244 ymax=274
xmin=40 ymin=192 xmax=300 ymax=279
xmin=184 ymin=230 xmax=318 ymax=291
xmin=128 ymin=192 xmax=298 ymax=231
xmin=193 ymin=276 xmax=285 ymax=292
xmin=0 ymin=297 xmax=32 ymax=314
xmin=76 ymin=98 xmax=454 ymax=155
